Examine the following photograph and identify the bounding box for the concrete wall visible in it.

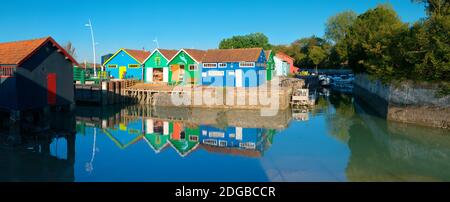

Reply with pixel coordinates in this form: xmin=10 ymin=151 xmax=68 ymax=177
xmin=353 ymin=74 xmax=450 ymax=129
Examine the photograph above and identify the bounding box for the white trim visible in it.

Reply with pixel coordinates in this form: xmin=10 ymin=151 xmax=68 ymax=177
xmin=203 ymin=63 xmax=217 ymax=68
xmin=167 ymin=49 xmax=200 ymax=64
xmin=218 ymin=63 xmax=227 ymax=68
xmin=239 ymin=62 xmax=255 ymax=68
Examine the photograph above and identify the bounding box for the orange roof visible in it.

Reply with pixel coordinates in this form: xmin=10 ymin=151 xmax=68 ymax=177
xmin=124 ymin=49 xmax=151 ymax=63
xmin=264 ymin=50 xmax=272 ymax=59
xmin=202 ymin=48 xmax=263 ymax=63
xmin=183 ymin=49 xmax=206 ymax=62
xmin=0 ymin=37 xmax=78 ymax=66
xmin=158 ymin=49 xmax=178 ymax=60
xmin=276 ymin=52 xmax=293 ymax=60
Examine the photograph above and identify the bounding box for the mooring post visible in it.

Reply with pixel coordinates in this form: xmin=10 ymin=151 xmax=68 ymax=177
xmin=102 ymin=81 xmax=108 ymax=106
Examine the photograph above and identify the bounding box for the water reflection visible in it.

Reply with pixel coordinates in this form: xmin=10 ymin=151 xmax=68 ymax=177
xmin=75 ymin=106 xmax=288 ymax=159
xmin=1 ymin=89 xmax=449 ymax=181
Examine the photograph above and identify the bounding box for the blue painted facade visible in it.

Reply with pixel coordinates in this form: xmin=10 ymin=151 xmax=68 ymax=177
xmin=201 ymin=50 xmax=267 ymax=87
xmin=103 ymin=49 xmax=144 ymax=80
xmin=199 ymin=125 xmax=265 ymax=152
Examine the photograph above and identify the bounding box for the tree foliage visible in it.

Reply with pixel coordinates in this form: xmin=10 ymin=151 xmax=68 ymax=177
xmin=63 ymin=41 xmax=77 ymax=59
xmin=219 ymin=33 xmax=271 ymax=50
xmin=325 ymin=11 xmax=357 ymax=66
xmin=346 ymin=4 xmax=408 ymax=82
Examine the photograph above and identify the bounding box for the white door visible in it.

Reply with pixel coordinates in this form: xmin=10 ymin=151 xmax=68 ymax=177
xmin=146 ymin=119 xmax=154 ymax=134
xmin=163 ymin=68 xmax=169 ymax=83
xmin=146 ymin=68 xmax=153 ymax=83
xmin=236 ymin=127 xmax=243 ymax=141
xmin=163 ymin=121 xmax=169 ymax=135
xmin=235 ymin=69 xmax=243 ymax=87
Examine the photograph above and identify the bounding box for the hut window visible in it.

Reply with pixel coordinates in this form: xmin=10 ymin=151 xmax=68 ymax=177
xmin=239 ymin=62 xmax=255 ymax=68
xmin=0 ymin=66 xmax=16 ymax=78
xmin=128 ymin=64 xmax=140 ymax=68
xmin=189 ymin=64 xmax=198 ymax=71
xmin=218 ymin=63 xmax=227 ymax=68
xmin=203 ymin=63 xmax=217 ymax=68
xmin=189 ymin=135 xmax=199 ymax=142
xmin=108 ymin=64 xmax=118 ymax=68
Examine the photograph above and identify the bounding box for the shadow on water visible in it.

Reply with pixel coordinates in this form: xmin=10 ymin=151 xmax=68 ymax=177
xmin=0 ymin=111 xmax=76 ymax=182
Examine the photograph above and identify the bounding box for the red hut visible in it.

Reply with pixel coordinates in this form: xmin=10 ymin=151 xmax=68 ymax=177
xmin=0 ymin=37 xmax=78 ymax=116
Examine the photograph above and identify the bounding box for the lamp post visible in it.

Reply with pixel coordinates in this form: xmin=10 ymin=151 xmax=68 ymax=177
xmin=153 ymin=38 xmax=159 ymax=49
xmin=85 ymin=19 xmax=98 ymax=77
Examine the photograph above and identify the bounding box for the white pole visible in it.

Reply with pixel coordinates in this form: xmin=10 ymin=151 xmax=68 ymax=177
xmin=87 ymin=19 xmax=97 ymax=77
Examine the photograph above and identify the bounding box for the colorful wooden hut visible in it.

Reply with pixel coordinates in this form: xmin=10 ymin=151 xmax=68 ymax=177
xmin=200 ymin=48 xmax=267 ymax=87
xmin=143 ymin=49 xmax=178 ymax=83
xmin=103 ymin=48 xmax=150 ymax=80
xmin=0 ymin=37 xmax=78 ymax=113
xmin=167 ymin=49 xmax=206 ymax=85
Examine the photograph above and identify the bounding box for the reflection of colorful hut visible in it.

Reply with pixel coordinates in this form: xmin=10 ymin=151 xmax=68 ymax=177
xmin=169 ymin=123 xmax=200 ymax=157
xmin=103 ymin=119 xmax=144 ymax=149
xmin=199 ymin=125 xmax=266 ymax=155
xmin=143 ymin=119 xmax=173 ymax=153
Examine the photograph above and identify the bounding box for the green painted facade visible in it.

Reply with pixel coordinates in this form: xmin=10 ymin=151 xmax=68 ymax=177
xmin=169 ymin=126 xmax=200 ymax=156
xmin=266 ymin=51 xmax=275 ymax=81
xmin=168 ymin=50 xmax=201 ymax=85
xmin=143 ymin=50 xmax=170 ymax=82
xmin=144 ymin=134 xmax=170 ymax=152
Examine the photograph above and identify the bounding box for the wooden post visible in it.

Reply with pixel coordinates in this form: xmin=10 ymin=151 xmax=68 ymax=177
xmin=102 ymin=81 xmax=108 ymax=106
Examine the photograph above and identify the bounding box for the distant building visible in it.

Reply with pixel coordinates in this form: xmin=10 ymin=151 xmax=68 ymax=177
xmin=274 ymin=52 xmax=296 ymax=76
xmin=0 ymin=37 xmax=78 ymax=112
xmin=101 ymin=54 xmax=114 ymax=65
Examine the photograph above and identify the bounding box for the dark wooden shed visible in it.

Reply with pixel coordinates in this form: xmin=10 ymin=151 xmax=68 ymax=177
xmin=0 ymin=37 xmax=78 ymax=113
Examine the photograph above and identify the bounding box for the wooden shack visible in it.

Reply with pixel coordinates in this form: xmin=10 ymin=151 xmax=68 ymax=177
xmin=0 ymin=37 xmax=78 ymax=115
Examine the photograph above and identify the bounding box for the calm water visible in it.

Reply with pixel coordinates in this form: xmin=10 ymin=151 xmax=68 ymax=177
xmin=1 ymin=91 xmax=449 ymax=182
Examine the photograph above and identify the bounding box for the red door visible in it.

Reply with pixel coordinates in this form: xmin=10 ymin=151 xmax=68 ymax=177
xmin=47 ymin=73 xmax=57 ymax=105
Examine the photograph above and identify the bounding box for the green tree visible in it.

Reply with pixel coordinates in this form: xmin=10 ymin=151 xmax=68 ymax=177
xmin=325 ymin=11 xmax=357 ymax=67
xmin=309 ymin=46 xmax=327 ymax=72
xmin=325 ymin=10 xmax=357 ymax=43
xmin=219 ymin=33 xmax=271 ymax=49
xmin=346 ymin=4 xmax=408 ymax=82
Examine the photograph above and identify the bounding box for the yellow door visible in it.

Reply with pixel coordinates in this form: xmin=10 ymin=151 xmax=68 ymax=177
xmin=119 ymin=66 xmax=126 ymax=79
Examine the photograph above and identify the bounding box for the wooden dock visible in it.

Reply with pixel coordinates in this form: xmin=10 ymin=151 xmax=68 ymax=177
xmin=74 ymin=80 xmax=138 ymax=105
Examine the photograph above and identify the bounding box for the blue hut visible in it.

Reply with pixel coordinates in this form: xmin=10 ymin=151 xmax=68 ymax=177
xmin=200 ymin=48 xmax=267 ymax=87
xmin=103 ymin=48 xmax=150 ymax=80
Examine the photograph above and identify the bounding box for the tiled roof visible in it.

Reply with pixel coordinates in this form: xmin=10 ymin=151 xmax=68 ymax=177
xmin=264 ymin=50 xmax=272 ymax=59
xmin=158 ymin=49 xmax=178 ymax=60
xmin=276 ymin=52 xmax=294 ymax=60
xmin=124 ymin=49 xmax=151 ymax=63
xmin=0 ymin=37 xmax=78 ymax=65
xmin=183 ymin=49 xmax=207 ymax=62
xmin=202 ymin=48 xmax=263 ymax=63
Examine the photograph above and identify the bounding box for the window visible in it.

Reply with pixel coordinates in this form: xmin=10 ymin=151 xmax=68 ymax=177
xmin=203 ymin=139 xmax=217 ymax=146
xmin=189 ymin=64 xmax=198 ymax=71
xmin=203 ymin=63 xmax=217 ymax=68
xmin=209 ymin=131 xmax=225 ymax=138
xmin=108 ymin=64 xmax=118 ymax=68
xmin=155 ymin=57 xmax=161 ymax=66
xmin=189 ymin=135 xmax=199 ymax=142
xmin=240 ymin=142 xmax=256 ymax=150
xmin=219 ymin=140 xmax=227 ymax=147
xmin=128 ymin=64 xmax=140 ymax=68
xmin=218 ymin=63 xmax=227 ymax=68
xmin=239 ymin=62 xmax=255 ymax=68
xmin=0 ymin=66 xmax=15 ymax=78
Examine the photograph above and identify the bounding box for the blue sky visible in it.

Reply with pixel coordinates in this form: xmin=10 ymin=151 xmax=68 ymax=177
xmin=0 ymin=0 xmax=426 ymax=63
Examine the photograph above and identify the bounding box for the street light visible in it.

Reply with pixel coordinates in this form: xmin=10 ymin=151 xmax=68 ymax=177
xmin=153 ymin=37 xmax=159 ymax=49
xmin=85 ymin=19 xmax=98 ymax=77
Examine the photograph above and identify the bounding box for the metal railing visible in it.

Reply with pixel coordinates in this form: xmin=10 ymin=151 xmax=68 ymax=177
xmin=0 ymin=65 xmax=16 ymax=78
